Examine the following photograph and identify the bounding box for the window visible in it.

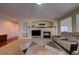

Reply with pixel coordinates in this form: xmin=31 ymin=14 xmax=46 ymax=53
xmin=61 ymin=26 xmax=69 ymax=32
xmin=60 ymin=17 xmax=72 ymax=32
xmin=76 ymin=14 xmax=79 ymax=32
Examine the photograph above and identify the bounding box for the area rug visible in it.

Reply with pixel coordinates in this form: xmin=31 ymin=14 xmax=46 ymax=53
xmin=47 ymin=42 xmax=61 ymax=50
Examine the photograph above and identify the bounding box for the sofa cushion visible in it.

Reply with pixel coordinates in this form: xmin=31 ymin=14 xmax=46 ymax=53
xmin=54 ymin=38 xmax=71 ymax=51
xmin=60 ymin=36 xmax=67 ymax=40
xmin=76 ymin=37 xmax=79 ymax=43
xmin=61 ymin=32 xmax=70 ymax=39
xmin=68 ymin=36 xmax=77 ymax=42
xmin=72 ymin=33 xmax=79 ymax=37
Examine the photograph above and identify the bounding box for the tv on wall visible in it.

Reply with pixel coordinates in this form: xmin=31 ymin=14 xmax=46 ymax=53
xmin=32 ymin=30 xmax=41 ymax=36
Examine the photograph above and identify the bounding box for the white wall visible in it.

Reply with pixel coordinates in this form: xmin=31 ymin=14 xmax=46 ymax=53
xmin=60 ymin=17 xmax=72 ymax=32
xmin=76 ymin=14 xmax=79 ymax=32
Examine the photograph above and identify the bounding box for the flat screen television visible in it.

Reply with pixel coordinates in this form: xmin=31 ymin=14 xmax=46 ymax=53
xmin=32 ymin=30 xmax=41 ymax=36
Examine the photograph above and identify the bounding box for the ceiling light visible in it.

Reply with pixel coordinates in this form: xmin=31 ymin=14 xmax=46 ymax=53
xmin=36 ymin=3 xmax=42 ymax=5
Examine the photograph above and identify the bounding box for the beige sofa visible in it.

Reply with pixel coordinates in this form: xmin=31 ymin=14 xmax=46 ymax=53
xmin=53 ymin=32 xmax=79 ymax=54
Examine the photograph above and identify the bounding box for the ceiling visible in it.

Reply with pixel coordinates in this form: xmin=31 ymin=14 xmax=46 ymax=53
xmin=0 ymin=3 xmax=79 ymax=20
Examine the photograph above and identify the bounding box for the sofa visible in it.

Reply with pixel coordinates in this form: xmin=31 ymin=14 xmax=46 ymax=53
xmin=53 ymin=32 xmax=79 ymax=54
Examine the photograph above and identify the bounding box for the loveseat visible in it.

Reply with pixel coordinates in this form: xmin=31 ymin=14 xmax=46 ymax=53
xmin=53 ymin=32 xmax=79 ymax=54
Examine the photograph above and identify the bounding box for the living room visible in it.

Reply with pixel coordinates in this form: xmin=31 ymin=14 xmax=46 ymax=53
xmin=0 ymin=3 xmax=79 ymax=55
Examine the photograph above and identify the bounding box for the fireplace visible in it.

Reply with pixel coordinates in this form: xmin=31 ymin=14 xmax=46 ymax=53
xmin=43 ymin=31 xmax=51 ymax=38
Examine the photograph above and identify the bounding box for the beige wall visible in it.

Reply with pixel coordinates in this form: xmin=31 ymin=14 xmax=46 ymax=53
xmin=0 ymin=18 xmax=19 ymax=39
xmin=57 ymin=8 xmax=79 ymax=34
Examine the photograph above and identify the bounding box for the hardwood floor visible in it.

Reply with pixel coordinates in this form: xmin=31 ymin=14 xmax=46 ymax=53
xmin=0 ymin=37 xmax=18 ymax=47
